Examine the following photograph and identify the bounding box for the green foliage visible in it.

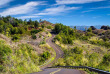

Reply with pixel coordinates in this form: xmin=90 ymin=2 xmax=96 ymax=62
xmin=41 ymin=24 xmax=45 ymax=28
xmin=87 ymin=27 xmax=92 ymax=32
xmin=88 ymin=53 xmax=99 ymax=67
xmin=90 ymin=40 xmax=110 ymax=48
xmin=72 ymin=47 xmax=83 ymax=54
xmin=47 ymin=25 xmax=52 ymax=29
xmin=31 ymin=29 xmax=42 ymax=34
xmin=12 ymin=35 xmax=20 ymax=41
xmin=0 ymin=16 xmax=42 ymax=40
xmin=18 ymin=27 xmax=25 ymax=34
xmin=102 ymin=54 xmax=110 ymax=65
xmin=0 ymin=41 xmax=12 ymax=72
xmin=54 ymin=23 xmax=94 ymax=44
xmin=34 ymin=20 xmax=39 ymax=28
xmin=54 ymin=23 xmax=63 ymax=33
xmin=10 ymin=27 xmax=18 ymax=35
xmin=54 ymin=35 xmax=61 ymax=41
xmin=32 ymin=34 xmax=37 ymax=39
xmin=0 ymin=20 xmax=5 ymax=25
xmin=40 ymin=40 xmax=46 ymax=44
xmin=41 ymin=51 xmax=51 ymax=60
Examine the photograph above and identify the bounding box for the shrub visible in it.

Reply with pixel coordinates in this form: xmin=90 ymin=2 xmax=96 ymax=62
xmin=41 ymin=51 xmax=51 ymax=60
xmin=41 ymin=24 xmax=45 ymax=28
xmin=72 ymin=47 xmax=83 ymax=54
xmin=12 ymin=35 xmax=20 ymax=41
xmin=0 ymin=20 xmax=5 ymax=25
xmin=31 ymin=29 xmax=41 ymax=34
xmin=67 ymin=37 xmax=73 ymax=44
xmin=0 ymin=43 xmax=12 ymax=72
xmin=102 ymin=54 xmax=110 ymax=65
xmin=87 ymin=27 xmax=92 ymax=32
xmin=32 ymin=34 xmax=37 ymax=39
xmin=54 ymin=35 xmax=61 ymax=41
xmin=40 ymin=41 xmax=46 ymax=44
xmin=18 ymin=27 xmax=25 ymax=34
xmin=0 ymin=65 xmax=4 ymax=72
xmin=47 ymin=25 xmax=52 ymax=29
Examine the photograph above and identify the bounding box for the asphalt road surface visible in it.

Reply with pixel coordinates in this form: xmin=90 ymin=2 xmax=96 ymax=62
xmin=31 ymin=68 xmax=85 ymax=74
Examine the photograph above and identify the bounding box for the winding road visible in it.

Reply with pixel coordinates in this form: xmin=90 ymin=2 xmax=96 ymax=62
xmin=41 ymin=33 xmax=64 ymax=69
xmin=31 ymin=32 xmax=85 ymax=74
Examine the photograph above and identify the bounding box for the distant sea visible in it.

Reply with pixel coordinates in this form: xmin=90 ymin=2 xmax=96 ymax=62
xmin=70 ymin=25 xmax=102 ymax=31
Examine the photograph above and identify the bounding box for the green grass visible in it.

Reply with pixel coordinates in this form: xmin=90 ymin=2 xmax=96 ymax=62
xmin=54 ymin=39 xmax=110 ymax=72
xmin=0 ymin=38 xmax=56 ymax=74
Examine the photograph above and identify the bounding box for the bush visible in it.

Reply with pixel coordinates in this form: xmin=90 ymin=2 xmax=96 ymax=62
xmin=72 ymin=47 xmax=83 ymax=54
xmin=67 ymin=37 xmax=73 ymax=44
xmin=32 ymin=34 xmax=37 ymax=39
xmin=0 ymin=65 xmax=4 ymax=72
xmin=47 ymin=25 xmax=52 ymax=29
xmin=10 ymin=27 xmax=18 ymax=35
xmin=31 ymin=29 xmax=41 ymax=34
xmin=12 ymin=35 xmax=20 ymax=41
xmin=41 ymin=51 xmax=51 ymax=60
xmin=0 ymin=43 xmax=12 ymax=72
xmin=102 ymin=54 xmax=110 ymax=65
xmin=54 ymin=35 xmax=61 ymax=41
xmin=0 ymin=20 xmax=5 ymax=25
xmin=40 ymin=41 xmax=46 ymax=44
xmin=18 ymin=27 xmax=25 ymax=34
xmin=41 ymin=24 xmax=45 ymax=28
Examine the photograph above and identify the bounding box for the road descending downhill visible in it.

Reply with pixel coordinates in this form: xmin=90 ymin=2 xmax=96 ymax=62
xmin=30 ymin=32 xmax=85 ymax=74
xmin=31 ymin=68 xmax=85 ymax=74
xmin=41 ymin=33 xmax=64 ymax=69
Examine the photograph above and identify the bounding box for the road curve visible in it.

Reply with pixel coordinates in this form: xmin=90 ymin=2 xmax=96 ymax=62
xmin=31 ymin=68 xmax=85 ymax=74
xmin=41 ymin=34 xmax=64 ymax=69
xmin=30 ymin=32 xmax=85 ymax=74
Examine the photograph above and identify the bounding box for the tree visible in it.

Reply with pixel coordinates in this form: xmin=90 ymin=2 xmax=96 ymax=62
xmin=28 ymin=19 xmax=33 ymax=25
xmin=34 ymin=20 xmax=39 ymax=28
xmin=90 ymin=26 xmax=96 ymax=30
xmin=74 ymin=26 xmax=76 ymax=32
xmin=32 ymin=34 xmax=37 ymax=39
xmin=87 ymin=27 xmax=92 ymax=32
xmin=54 ymin=23 xmax=62 ymax=33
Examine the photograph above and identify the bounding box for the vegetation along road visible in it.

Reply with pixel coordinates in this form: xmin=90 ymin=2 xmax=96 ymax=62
xmin=31 ymin=32 xmax=85 ymax=74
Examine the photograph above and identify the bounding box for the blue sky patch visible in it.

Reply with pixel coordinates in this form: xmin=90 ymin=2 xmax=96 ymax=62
xmin=0 ymin=0 xmax=110 ymax=26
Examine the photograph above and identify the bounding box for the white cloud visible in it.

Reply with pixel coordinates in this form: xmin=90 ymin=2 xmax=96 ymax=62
xmin=16 ymin=15 xmax=40 ymax=19
xmin=16 ymin=5 xmax=80 ymax=19
xmin=56 ymin=0 xmax=105 ymax=4
xmin=0 ymin=1 xmax=46 ymax=16
xmin=82 ymin=10 xmax=94 ymax=13
xmin=0 ymin=0 xmax=13 ymax=6
xmin=91 ymin=6 xmax=110 ymax=9
xmin=35 ymin=5 xmax=80 ymax=16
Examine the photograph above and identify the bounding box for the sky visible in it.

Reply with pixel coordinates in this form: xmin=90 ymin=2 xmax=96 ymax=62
xmin=0 ymin=0 xmax=110 ymax=26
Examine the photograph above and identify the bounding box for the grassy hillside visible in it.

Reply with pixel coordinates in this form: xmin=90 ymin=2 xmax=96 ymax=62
xmin=53 ymin=23 xmax=110 ymax=72
xmin=0 ymin=37 xmax=56 ymax=74
xmin=0 ymin=16 xmax=55 ymax=74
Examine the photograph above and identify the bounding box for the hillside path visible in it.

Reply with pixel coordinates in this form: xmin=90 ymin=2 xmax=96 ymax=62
xmin=31 ymin=32 xmax=85 ymax=74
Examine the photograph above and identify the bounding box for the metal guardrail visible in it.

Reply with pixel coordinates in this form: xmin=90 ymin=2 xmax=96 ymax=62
xmin=48 ymin=66 xmax=110 ymax=74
